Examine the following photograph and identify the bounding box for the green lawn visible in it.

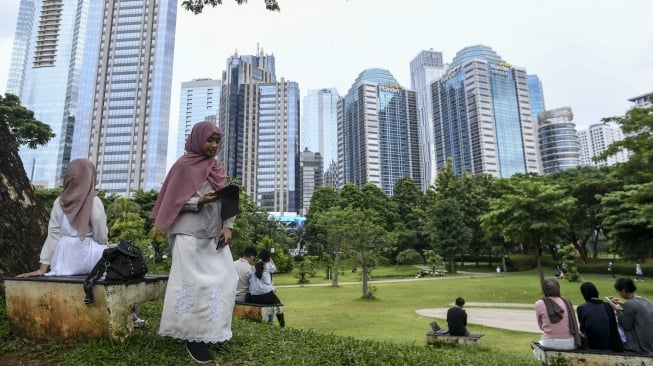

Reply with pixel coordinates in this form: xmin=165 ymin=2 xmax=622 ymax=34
xmin=274 ymin=267 xmax=652 ymax=357
xmin=2 ymin=266 xmax=650 ymax=365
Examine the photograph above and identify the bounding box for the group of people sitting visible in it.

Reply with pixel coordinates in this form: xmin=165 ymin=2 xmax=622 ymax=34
xmin=536 ymin=277 xmax=653 ymax=354
xmin=234 ymin=247 xmax=285 ymax=327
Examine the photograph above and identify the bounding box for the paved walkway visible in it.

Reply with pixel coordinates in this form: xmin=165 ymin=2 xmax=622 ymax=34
xmin=416 ymin=303 xmax=540 ymax=334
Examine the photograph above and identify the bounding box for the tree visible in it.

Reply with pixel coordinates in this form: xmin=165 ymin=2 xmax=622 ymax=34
xmin=598 ymin=182 xmax=653 ymax=260
xmin=1 ymin=93 xmax=55 ymax=149
xmin=182 ymin=0 xmax=280 ymax=14
xmin=313 ymin=207 xmax=351 ymax=286
xmin=546 ymin=166 xmax=622 ymax=259
xmin=480 ymin=176 xmax=577 ymax=284
xmin=107 ymin=198 xmax=147 ymax=245
xmin=0 ymin=96 xmax=53 ymax=275
xmin=344 ymin=208 xmax=387 ymax=299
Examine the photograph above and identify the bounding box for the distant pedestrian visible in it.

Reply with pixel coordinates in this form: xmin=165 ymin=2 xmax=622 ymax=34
xmin=635 ymin=264 xmax=644 ymax=281
xmin=496 ymin=266 xmax=501 ymax=274
xmin=608 ymin=261 xmax=615 ymax=278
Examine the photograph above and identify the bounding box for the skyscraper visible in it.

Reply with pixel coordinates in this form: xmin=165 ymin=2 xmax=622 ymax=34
xmin=72 ymin=0 xmax=178 ymax=195
xmin=577 ymin=123 xmax=630 ymax=167
xmin=430 ymin=45 xmax=541 ymax=178
xmin=219 ymin=50 xmax=275 ymax=183
xmin=410 ymin=49 xmax=446 ymax=191
xmin=7 ymin=0 xmax=90 ymax=188
xmin=300 ymin=149 xmax=323 ymax=215
xmin=220 ymin=50 xmax=300 ymax=214
xmin=528 ymin=74 xmax=545 ymax=121
xmin=255 ymin=80 xmax=300 ymax=214
xmin=300 ymin=88 xmax=339 ymax=182
xmin=338 ymin=68 xmax=421 ymax=196
xmin=176 ymin=78 xmax=221 ymax=159
xmin=537 ymin=107 xmax=580 ymax=173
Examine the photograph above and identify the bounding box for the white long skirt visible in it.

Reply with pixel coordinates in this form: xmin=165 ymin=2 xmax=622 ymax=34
xmin=159 ymin=234 xmax=237 ymax=343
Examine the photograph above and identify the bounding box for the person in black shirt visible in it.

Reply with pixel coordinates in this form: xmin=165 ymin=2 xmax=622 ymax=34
xmin=447 ymin=297 xmax=470 ymax=336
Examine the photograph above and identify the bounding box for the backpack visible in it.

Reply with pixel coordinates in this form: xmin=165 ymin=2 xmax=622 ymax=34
xmin=83 ymin=240 xmax=148 ymax=304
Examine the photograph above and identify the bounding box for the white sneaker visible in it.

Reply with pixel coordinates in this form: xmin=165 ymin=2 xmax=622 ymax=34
xmin=133 ymin=317 xmax=147 ymax=328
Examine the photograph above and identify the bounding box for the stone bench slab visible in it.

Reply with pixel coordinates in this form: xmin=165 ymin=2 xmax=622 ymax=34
xmin=532 ymin=342 xmax=653 ymax=366
xmin=3 ymin=274 xmax=168 ymax=342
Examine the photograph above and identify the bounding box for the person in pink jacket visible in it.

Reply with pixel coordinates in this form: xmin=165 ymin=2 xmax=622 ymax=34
xmin=535 ymin=278 xmax=582 ymax=350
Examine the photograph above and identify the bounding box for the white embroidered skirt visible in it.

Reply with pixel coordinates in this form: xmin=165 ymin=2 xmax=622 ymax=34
xmin=159 ymin=234 xmax=237 ymax=343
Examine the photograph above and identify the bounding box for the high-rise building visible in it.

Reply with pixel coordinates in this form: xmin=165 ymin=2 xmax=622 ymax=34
xmin=176 ymin=78 xmax=221 ymax=159
xmin=577 ymin=123 xmax=630 ymax=167
xmin=255 ymin=80 xmax=300 ymax=214
xmin=300 ymin=88 xmax=339 ymax=176
xmin=410 ymin=50 xmax=446 ymax=191
xmin=72 ymin=0 xmax=178 ymax=195
xmin=537 ymin=107 xmax=580 ymax=173
xmin=220 ymin=50 xmax=300 ymax=214
xmin=430 ymin=45 xmax=541 ymax=178
xmin=628 ymin=92 xmax=652 ymax=108
xmin=219 ymin=50 xmax=275 ymax=183
xmin=300 ymin=149 xmax=323 ymax=215
xmin=528 ymin=75 xmax=545 ymax=121
xmin=337 ymin=68 xmax=421 ymax=196
xmin=7 ymin=0 xmax=91 ymax=188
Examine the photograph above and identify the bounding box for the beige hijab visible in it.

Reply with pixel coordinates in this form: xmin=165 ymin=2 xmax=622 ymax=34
xmin=59 ymin=159 xmax=97 ymax=240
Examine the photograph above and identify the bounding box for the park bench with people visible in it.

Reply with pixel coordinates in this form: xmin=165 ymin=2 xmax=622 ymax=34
xmin=426 ymin=329 xmax=484 ymax=346
xmin=233 ymin=301 xmax=283 ymax=323
xmin=3 ymin=274 xmax=168 ymax=342
xmin=532 ymin=342 xmax=653 ymax=366
xmin=415 ymin=268 xmax=447 ymax=278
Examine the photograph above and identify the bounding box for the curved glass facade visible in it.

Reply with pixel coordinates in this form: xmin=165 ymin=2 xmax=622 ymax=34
xmin=537 ymin=107 xmax=580 ymax=173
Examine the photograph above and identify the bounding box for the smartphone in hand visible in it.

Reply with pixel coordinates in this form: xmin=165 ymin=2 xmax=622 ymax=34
xmin=216 ymin=236 xmax=226 ymax=251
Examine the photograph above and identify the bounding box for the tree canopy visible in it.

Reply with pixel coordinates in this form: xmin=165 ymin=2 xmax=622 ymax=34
xmin=0 ymin=93 xmax=55 ymax=149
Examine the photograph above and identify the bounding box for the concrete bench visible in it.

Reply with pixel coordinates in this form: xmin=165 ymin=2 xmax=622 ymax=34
xmin=426 ymin=330 xmax=484 ymax=346
xmin=233 ymin=301 xmax=283 ymax=323
xmin=3 ymin=274 xmax=168 ymax=342
xmin=532 ymin=342 xmax=653 ymax=366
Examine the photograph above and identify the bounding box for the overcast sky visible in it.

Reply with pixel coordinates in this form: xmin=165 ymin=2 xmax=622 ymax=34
xmin=1 ymin=0 xmax=652 ymax=166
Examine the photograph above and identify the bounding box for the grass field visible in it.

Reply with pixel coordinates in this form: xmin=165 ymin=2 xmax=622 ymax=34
xmin=1 ymin=264 xmax=650 ymax=365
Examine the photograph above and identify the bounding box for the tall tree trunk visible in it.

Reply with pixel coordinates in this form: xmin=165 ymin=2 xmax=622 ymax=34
xmin=535 ymin=238 xmax=544 ymax=286
xmin=331 ymin=250 xmax=340 ymax=286
xmin=0 ymin=116 xmax=49 ymax=275
xmin=361 ymin=265 xmax=370 ymax=298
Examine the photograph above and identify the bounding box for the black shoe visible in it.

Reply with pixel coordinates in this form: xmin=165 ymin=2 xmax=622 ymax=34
xmin=186 ymin=341 xmax=213 ymax=364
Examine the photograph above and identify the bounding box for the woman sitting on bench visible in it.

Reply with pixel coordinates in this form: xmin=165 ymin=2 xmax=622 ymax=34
xmin=247 ymin=249 xmax=285 ymax=327
xmin=17 ymin=158 xmax=108 ymax=278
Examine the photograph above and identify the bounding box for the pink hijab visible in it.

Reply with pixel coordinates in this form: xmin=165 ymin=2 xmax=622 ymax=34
xmin=151 ymin=121 xmax=227 ymax=233
xmin=59 ymin=158 xmax=97 ymax=240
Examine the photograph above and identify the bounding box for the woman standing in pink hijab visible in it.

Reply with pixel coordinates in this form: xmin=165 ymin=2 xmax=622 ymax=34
xmin=152 ymin=121 xmax=237 ymax=364
xmin=17 ymin=158 xmax=108 ymax=277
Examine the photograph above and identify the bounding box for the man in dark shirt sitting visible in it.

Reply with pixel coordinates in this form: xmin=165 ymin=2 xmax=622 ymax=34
xmin=447 ymin=297 xmax=470 ymax=336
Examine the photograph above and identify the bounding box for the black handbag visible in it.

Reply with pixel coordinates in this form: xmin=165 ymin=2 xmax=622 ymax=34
xmin=83 ymin=240 xmax=148 ymax=304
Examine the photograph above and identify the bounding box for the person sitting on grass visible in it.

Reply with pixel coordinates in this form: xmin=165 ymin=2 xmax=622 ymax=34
xmin=447 ymin=297 xmax=470 ymax=336
xmin=535 ymin=278 xmax=582 ymax=350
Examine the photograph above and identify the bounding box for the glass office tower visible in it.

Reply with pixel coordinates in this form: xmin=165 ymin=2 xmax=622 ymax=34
xmin=72 ymin=0 xmax=177 ymax=195
xmin=337 ymin=68 xmax=421 ymax=196
xmin=528 ymin=75 xmax=546 ymax=122
xmin=256 ymin=81 xmax=300 ymax=214
xmin=409 ymin=49 xmax=445 ymax=191
xmin=7 ymin=0 xmax=90 ymax=188
xmin=300 ymin=88 xmax=340 ymax=174
xmin=176 ymin=78 xmax=221 ymax=159
xmin=431 ymin=45 xmax=541 ymax=178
